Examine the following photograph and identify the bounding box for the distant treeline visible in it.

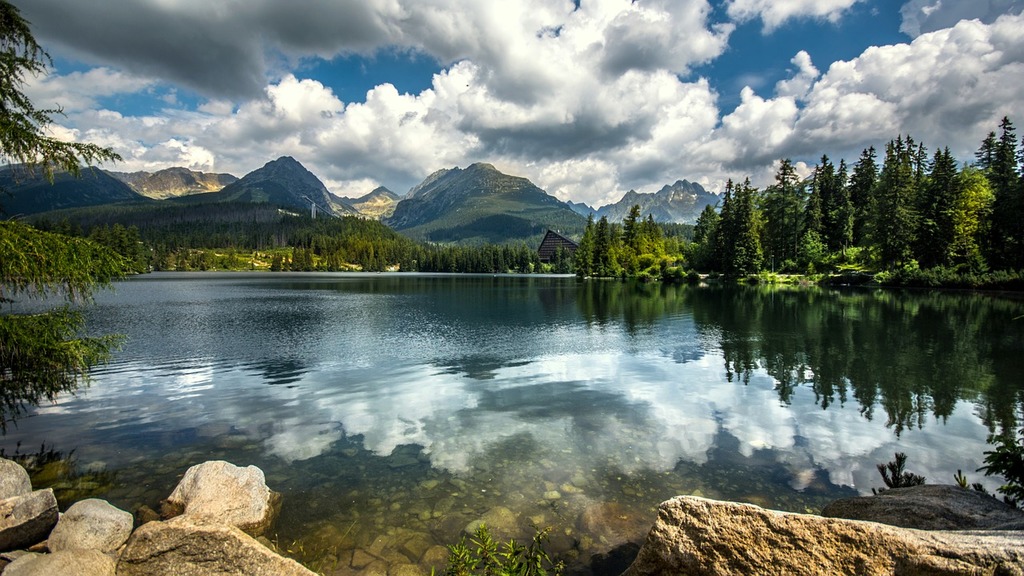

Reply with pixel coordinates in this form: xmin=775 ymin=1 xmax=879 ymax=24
xmin=685 ymin=118 xmax=1024 ymax=287
xmin=573 ymin=118 xmax=1024 ymax=288
xmin=33 ymin=203 xmax=560 ymax=274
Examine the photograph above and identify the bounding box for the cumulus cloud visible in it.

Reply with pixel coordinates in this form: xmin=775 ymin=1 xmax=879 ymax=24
xmin=13 ymin=1 xmax=1024 ymax=206
xmin=726 ymin=0 xmax=864 ymax=32
xmin=792 ymin=14 xmax=1024 ymax=160
xmin=900 ymin=0 xmax=1024 ymax=38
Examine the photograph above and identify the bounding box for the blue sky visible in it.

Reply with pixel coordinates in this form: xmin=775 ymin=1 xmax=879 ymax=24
xmin=14 ymin=0 xmax=1024 ymax=207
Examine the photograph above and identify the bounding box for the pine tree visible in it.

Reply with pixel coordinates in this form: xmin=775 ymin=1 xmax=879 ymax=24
xmin=822 ymin=159 xmax=852 ymax=252
xmin=849 ymin=146 xmax=879 ymax=246
xmin=691 ymin=203 xmax=720 ymax=271
xmin=873 ymin=136 xmax=919 ymax=269
xmin=987 ymin=117 xmax=1022 ymax=269
xmin=915 ymin=147 xmax=958 ymax=268
xmin=574 ymin=214 xmax=595 ymax=278
xmin=759 ymin=158 xmax=804 ymax=271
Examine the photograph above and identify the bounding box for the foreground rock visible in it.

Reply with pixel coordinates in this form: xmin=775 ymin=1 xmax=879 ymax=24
xmin=822 ymin=484 xmax=1024 ymax=530
xmin=622 ymin=496 xmax=1024 ymax=576
xmin=47 ymin=498 xmax=133 ymax=553
xmin=0 ymin=489 xmax=58 ymax=552
xmin=0 ymin=459 xmax=32 ymax=500
xmin=162 ymin=460 xmax=280 ymax=537
xmin=117 ymin=515 xmax=316 ymax=576
xmin=4 ymin=549 xmax=115 ymax=576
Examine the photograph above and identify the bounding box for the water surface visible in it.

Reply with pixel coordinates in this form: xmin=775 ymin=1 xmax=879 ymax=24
xmin=3 ymin=273 xmax=1021 ymax=574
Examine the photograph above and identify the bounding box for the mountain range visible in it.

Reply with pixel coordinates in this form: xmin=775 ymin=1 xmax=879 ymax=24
xmin=108 ymin=167 xmax=237 ymax=199
xmin=4 ymin=157 xmax=714 ymax=244
xmin=575 ymin=180 xmax=718 ymax=224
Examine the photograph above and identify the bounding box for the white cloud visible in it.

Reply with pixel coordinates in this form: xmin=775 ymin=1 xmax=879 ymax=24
xmin=726 ymin=0 xmax=864 ymax=32
xmin=774 ymin=51 xmax=820 ymax=100
xmin=793 ymin=13 xmax=1024 ymax=160
xmin=900 ymin=0 xmax=1024 ymax=38
xmin=17 ymin=2 xmax=1024 ymax=205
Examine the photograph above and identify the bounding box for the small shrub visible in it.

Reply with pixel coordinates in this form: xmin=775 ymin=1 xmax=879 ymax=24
xmin=440 ymin=524 xmax=564 ymax=576
xmin=873 ymin=452 xmax=925 ymax=494
xmin=979 ymin=427 xmax=1024 ymax=506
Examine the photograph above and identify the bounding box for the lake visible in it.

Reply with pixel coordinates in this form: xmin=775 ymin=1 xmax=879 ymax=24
xmin=2 ymin=273 xmax=1022 ymax=574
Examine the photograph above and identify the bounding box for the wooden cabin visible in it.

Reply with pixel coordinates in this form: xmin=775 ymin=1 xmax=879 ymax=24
xmin=537 ymin=230 xmax=578 ymax=263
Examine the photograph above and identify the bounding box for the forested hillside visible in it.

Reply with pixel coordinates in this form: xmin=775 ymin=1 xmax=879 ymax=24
xmin=578 ymin=118 xmax=1024 ymax=288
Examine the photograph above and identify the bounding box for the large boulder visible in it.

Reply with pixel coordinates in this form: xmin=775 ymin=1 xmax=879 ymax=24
xmin=0 ymin=489 xmax=58 ymax=552
xmin=47 ymin=498 xmax=133 ymax=553
xmin=621 ymin=496 xmax=1024 ymax=576
xmin=3 ymin=549 xmax=115 ymax=576
xmin=822 ymin=484 xmax=1024 ymax=530
xmin=161 ymin=460 xmax=280 ymax=537
xmin=0 ymin=459 xmax=32 ymax=501
xmin=116 ymin=515 xmax=316 ymax=576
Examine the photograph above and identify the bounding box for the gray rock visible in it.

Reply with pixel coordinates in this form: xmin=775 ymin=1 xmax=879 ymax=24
xmin=0 ymin=459 xmax=32 ymax=501
xmin=3 ymin=549 xmax=115 ymax=576
xmin=162 ymin=460 xmax=280 ymax=537
xmin=0 ymin=489 xmax=58 ymax=552
xmin=116 ymin=515 xmax=316 ymax=576
xmin=822 ymin=484 xmax=1024 ymax=530
xmin=48 ymin=498 xmax=133 ymax=552
xmin=622 ymin=496 xmax=1024 ymax=576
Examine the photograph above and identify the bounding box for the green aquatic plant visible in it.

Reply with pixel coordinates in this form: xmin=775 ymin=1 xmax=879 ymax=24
xmin=440 ymin=524 xmax=563 ymax=576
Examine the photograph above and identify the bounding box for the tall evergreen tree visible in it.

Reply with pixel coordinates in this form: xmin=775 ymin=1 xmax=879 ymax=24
xmin=717 ymin=179 xmax=763 ymax=275
xmin=915 ymin=147 xmax=959 ymax=268
xmin=691 ymin=203 xmax=720 ymax=271
xmin=593 ymin=215 xmax=616 ymax=277
xmin=975 ymin=131 xmax=997 ymax=171
xmin=873 ymin=136 xmax=920 ymax=269
xmin=822 ymin=158 xmax=853 ymax=252
xmin=987 ymin=117 xmax=1022 ymax=269
xmin=805 ymin=156 xmax=830 ymax=237
xmin=574 ymin=214 xmax=595 ymax=278
xmin=849 ymin=146 xmax=879 ymax=246
xmin=759 ymin=158 xmax=804 ymax=270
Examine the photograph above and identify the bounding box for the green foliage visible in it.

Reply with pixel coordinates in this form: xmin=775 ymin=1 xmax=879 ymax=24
xmin=1 ymin=220 xmax=126 ymax=302
xmin=0 ymin=221 xmax=125 ymax=430
xmin=440 ymin=524 xmax=563 ymax=576
xmin=0 ymin=5 xmax=125 ymax=432
xmin=979 ymin=427 xmax=1024 ymax=505
xmin=874 ymin=452 xmax=926 ymax=493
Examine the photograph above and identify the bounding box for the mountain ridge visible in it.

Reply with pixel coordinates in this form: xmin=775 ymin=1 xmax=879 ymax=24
xmin=588 ymin=180 xmax=718 ymax=224
xmin=385 ymin=162 xmax=585 ymax=244
xmin=108 ymin=167 xmax=238 ymax=199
